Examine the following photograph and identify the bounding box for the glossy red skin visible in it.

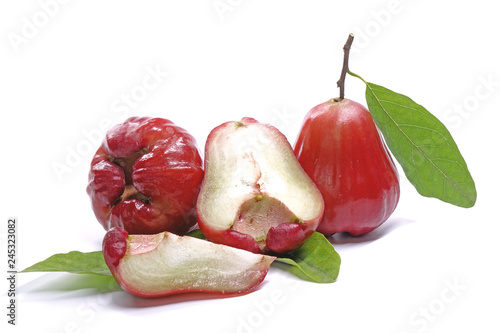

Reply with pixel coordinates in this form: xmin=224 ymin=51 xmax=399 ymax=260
xmin=198 ymin=221 xmax=316 ymax=254
xmin=87 ymin=117 xmax=204 ymax=235
xmin=266 ymin=222 xmax=315 ymax=253
xmin=197 ymin=117 xmax=322 ymax=254
xmin=198 ymin=228 xmax=262 ymax=254
xmin=294 ymin=99 xmax=400 ymax=236
xmin=102 ymin=227 xmax=129 ymax=270
xmin=102 ymin=227 xmax=271 ymax=298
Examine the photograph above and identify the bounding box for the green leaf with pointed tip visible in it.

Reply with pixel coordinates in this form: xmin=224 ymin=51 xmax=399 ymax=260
xmin=21 ymin=251 xmax=112 ymax=276
xmin=363 ymin=82 xmax=477 ymax=208
xmin=274 ymin=232 xmax=340 ymax=283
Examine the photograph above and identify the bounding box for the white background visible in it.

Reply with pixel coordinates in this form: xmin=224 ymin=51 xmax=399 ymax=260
xmin=1 ymin=1 xmax=499 ymax=332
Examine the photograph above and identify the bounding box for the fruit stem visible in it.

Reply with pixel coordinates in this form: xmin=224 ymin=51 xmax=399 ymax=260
xmin=337 ymin=33 xmax=355 ymax=101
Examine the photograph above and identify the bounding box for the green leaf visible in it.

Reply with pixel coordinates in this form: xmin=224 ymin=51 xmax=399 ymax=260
xmin=363 ymin=82 xmax=477 ymax=208
xmin=185 ymin=228 xmax=206 ymax=240
xmin=274 ymin=232 xmax=341 ymax=283
xmin=21 ymin=251 xmax=112 ymax=276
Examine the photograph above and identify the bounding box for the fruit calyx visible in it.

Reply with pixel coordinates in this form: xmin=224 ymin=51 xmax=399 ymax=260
xmin=108 ymin=147 xmax=152 ymax=206
xmin=114 ymin=185 xmax=151 ymax=206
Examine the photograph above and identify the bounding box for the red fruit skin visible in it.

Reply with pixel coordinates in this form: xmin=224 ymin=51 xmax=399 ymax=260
xmin=199 ymin=228 xmax=262 ymax=254
xmin=266 ymin=222 xmax=315 ymax=253
xmin=293 ymin=99 xmax=400 ymax=236
xmin=87 ymin=117 xmax=204 ymax=235
xmin=102 ymin=227 xmax=129 ymax=271
xmin=197 ymin=223 xmax=315 ymax=254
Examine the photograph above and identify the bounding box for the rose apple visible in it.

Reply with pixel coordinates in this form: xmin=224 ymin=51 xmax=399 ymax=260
xmin=196 ymin=117 xmax=324 ymax=254
xmin=87 ymin=116 xmax=203 ymax=235
xmin=294 ymin=98 xmax=400 ymax=236
xmin=103 ymin=227 xmax=275 ymax=297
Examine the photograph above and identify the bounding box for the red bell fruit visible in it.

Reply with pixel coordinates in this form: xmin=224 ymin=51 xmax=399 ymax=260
xmin=197 ymin=117 xmax=324 ymax=254
xmin=294 ymin=98 xmax=400 ymax=236
xmin=103 ymin=227 xmax=275 ymax=297
xmin=87 ymin=117 xmax=203 ymax=235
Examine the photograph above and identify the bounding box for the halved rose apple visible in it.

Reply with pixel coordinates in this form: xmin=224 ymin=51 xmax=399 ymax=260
xmin=196 ymin=117 xmax=324 ymax=254
xmin=103 ymin=227 xmax=275 ymax=297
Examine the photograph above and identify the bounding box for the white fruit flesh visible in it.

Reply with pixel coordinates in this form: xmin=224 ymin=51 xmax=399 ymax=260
xmin=198 ymin=121 xmax=323 ymax=233
xmin=117 ymin=232 xmax=274 ymax=295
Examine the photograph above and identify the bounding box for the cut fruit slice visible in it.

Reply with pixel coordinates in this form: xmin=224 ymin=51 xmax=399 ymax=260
xmin=197 ymin=117 xmax=324 ymax=253
xmin=103 ymin=227 xmax=275 ymax=297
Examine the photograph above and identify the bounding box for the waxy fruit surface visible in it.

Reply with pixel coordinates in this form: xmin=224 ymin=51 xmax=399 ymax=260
xmin=294 ymin=99 xmax=400 ymax=236
xmin=87 ymin=117 xmax=203 ymax=235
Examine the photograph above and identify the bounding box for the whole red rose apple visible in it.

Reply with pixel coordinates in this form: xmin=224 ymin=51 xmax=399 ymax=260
xmin=87 ymin=116 xmax=203 ymax=235
xmin=294 ymin=98 xmax=400 ymax=236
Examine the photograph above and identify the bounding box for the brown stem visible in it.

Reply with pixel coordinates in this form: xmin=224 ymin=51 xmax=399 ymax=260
xmin=337 ymin=33 xmax=355 ymax=101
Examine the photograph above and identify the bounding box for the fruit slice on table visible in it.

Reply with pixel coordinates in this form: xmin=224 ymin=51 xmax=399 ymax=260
xmin=87 ymin=117 xmax=204 ymax=235
xmin=103 ymin=227 xmax=275 ymax=297
xmin=197 ymin=117 xmax=324 ymax=254
xmin=294 ymin=98 xmax=400 ymax=236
